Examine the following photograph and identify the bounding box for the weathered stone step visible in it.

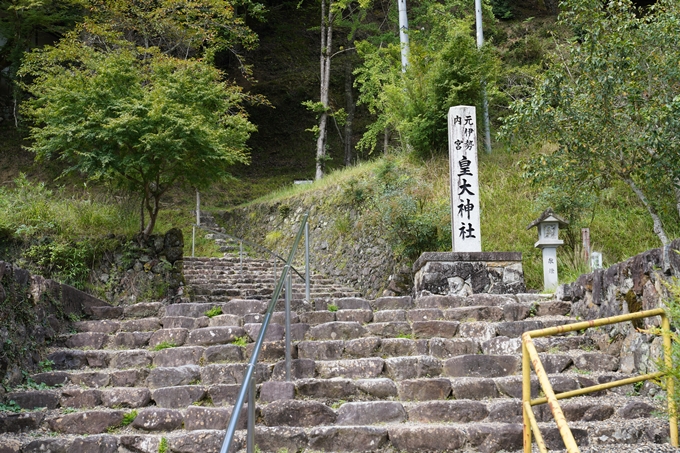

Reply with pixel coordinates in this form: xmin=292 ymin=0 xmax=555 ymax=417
xmin=2 ymin=417 xmax=670 ymax=452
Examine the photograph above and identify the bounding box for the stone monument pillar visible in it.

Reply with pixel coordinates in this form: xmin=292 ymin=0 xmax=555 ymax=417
xmin=412 ymin=105 xmax=526 ymax=297
xmin=527 ymin=208 xmax=568 ymax=291
xmin=449 ymin=106 xmax=481 ymax=253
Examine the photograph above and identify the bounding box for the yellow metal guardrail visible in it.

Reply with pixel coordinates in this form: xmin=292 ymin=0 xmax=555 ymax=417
xmin=522 ymin=307 xmax=679 ymax=452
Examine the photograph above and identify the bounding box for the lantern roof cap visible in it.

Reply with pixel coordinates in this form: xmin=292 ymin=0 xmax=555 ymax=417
xmin=526 ymin=208 xmax=569 ymax=230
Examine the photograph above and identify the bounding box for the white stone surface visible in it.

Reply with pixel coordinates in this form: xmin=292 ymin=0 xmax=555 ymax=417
xmin=448 ymin=106 xmax=481 ymax=253
xmin=542 ymin=246 xmax=559 ymax=291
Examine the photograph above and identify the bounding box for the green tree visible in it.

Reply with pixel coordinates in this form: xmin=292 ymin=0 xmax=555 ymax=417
xmin=0 ymin=0 xmax=85 ymax=125
xmin=354 ymin=0 xmax=499 ymax=158
xmin=19 ymin=34 xmax=254 ymax=236
xmin=502 ymin=0 xmax=680 ymax=246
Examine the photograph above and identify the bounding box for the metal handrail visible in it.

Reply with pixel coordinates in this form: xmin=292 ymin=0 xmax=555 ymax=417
xmin=521 ymin=307 xmax=679 ymax=452
xmin=219 ymin=213 xmax=309 ymax=453
xmin=193 ymin=223 xmax=307 ymax=282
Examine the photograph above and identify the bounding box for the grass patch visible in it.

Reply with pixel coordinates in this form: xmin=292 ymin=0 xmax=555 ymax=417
xmin=122 ymin=410 xmax=138 ymax=426
xmin=204 ymin=306 xmax=223 ymax=318
xmin=231 ymin=336 xmax=248 ymax=347
xmin=0 ymin=400 xmax=21 ymax=413
xmin=158 ymin=437 xmax=168 ymax=453
xmin=327 ymin=304 xmax=338 ymax=312
xmin=152 ymin=341 xmax=177 ymax=351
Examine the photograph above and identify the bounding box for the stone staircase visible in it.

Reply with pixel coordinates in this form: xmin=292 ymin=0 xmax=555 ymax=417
xmin=0 ymin=257 xmax=675 ymax=453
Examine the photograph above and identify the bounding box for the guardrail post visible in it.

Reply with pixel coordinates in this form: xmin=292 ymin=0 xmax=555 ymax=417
xmin=305 ymin=222 xmax=310 ymax=303
xmin=192 ymin=226 xmax=196 ymax=258
xmin=247 ymin=375 xmax=255 ymax=453
xmin=663 ymin=313 xmax=679 ymax=446
xmin=522 ymin=341 xmax=532 ymax=453
xmin=285 ymin=267 xmax=292 ymax=382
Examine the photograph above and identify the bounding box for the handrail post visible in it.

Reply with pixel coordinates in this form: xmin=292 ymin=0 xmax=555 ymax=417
xmin=247 ymin=375 xmax=255 ymax=453
xmin=192 ymin=225 xmax=196 ymax=258
xmin=285 ymin=267 xmax=292 ymax=382
xmin=522 ymin=340 xmax=532 ymax=453
xmin=305 ymin=222 xmax=310 ymax=303
xmin=663 ymin=313 xmax=679 ymax=447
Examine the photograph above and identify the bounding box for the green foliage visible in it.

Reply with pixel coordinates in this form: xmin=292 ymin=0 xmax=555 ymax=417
xmin=152 ymin=341 xmax=177 ymax=351
xmin=158 ymin=438 xmax=169 ymax=453
xmin=231 ymin=336 xmax=248 ymax=347
xmin=327 ymin=304 xmax=338 ymax=312
xmin=38 ymin=360 xmax=55 ymax=372
xmin=0 ymin=400 xmax=21 ymax=413
xmin=502 ymin=0 xmax=680 ymax=245
xmin=355 ymin=0 xmax=500 ymax=158
xmin=19 ymin=31 xmax=254 ymax=236
xmin=121 ymin=410 xmax=138 ymax=426
xmin=204 ymin=306 xmax=223 ymax=318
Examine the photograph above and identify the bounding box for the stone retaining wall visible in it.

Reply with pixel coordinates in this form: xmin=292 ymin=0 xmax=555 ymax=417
xmin=555 ymin=238 xmax=680 ymax=376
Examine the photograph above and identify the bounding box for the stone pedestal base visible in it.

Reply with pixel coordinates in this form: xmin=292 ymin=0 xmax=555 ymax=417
xmin=413 ymin=252 xmax=525 ymax=297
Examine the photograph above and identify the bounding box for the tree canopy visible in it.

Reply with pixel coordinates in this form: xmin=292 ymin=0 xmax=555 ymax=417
xmin=20 ymin=33 xmax=254 ymax=236
xmin=502 ymin=0 xmax=680 ymax=245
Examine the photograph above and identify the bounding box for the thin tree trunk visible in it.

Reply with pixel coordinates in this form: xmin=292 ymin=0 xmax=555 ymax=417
xmin=383 ymin=128 xmax=390 ymax=155
xmin=316 ymin=0 xmax=333 ymax=180
xmin=624 ymin=176 xmax=670 ymax=246
xmin=140 ymin=196 xmax=145 ymax=233
xmin=673 ymin=178 xmax=680 ymax=220
xmin=343 ymin=60 xmax=355 ymax=166
xmin=143 ymin=194 xmax=160 ymax=237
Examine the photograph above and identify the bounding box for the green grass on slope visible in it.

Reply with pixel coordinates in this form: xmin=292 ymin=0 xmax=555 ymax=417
xmin=237 ymin=149 xmax=669 ymax=290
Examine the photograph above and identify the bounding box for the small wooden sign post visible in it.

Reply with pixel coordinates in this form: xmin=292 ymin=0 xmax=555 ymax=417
xmin=448 ymin=106 xmax=481 ymax=253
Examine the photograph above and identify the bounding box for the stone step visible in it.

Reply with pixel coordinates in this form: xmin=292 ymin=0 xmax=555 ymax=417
xmin=1 ymin=412 xmax=670 ymax=452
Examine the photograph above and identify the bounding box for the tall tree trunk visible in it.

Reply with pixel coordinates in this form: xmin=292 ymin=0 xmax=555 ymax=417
xmin=143 ymin=193 xmax=161 ymax=237
xmin=383 ymin=127 xmax=390 ymax=155
xmin=673 ymin=178 xmax=680 ymax=220
xmin=343 ymin=60 xmax=355 ymax=166
xmin=624 ymin=176 xmax=670 ymax=246
xmin=316 ymin=0 xmax=333 ymax=180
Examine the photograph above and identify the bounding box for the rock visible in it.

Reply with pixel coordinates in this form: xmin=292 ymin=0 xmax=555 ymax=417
xmin=379 ymin=338 xmax=426 ymax=357
xmin=203 ymin=344 xmax=244 ymax=363
xmin=336 ymin=401 xmax=406 ymax=425
xmin=542 ymin=427 xmax=589 ymax=450
xmin=336 ymin=309 xmax=373 ymax=323
xmin=458 ymin=323 xmax=496 ymax=341
xmin=167 ymin=430 xmax=229 ymax=453
xmin=108 ymin=332 xmax=153 ymax=348
xmin=208 ymin=314 xmax=242 ymax=327
xmin=47 ymin=350 xmax=87 ymax=370
xmin=487 ymin=400 xmax=522 ymax=423
xmin=119 ymin=435 xmax=161 ymax=453
xmin=254 ymin=426 xmax=308 ymax=453
xmin=110 ymin=369 xmax=148 ymax=387
xmin=297 ymin=340 xmax=344 ymax=360
xmin=450 ymin=377 xmax=499 ymax=400
xmin=388 ymin=426 xmax=466 ymax=452
xmin=74 ymin=320 xmax=120 ymax=334
xmin=356 ymin=378 xmax=398 ymax=398
xmin=120 ymin=318 xmax=161 ymax=332
xmin=31 ymin=372 xmax=70 ymax=387
xmin=429 ymin=338 xmax=479 ymax=358
xmin=22 ymin=439 xmax=69 ymax=453
xmin=574 ymin=353 xmax=619 ymax=372
xmin=407 ymin=400 xmax=488 ymax=423
xmin=148 ymin=328 xmax=189 ymax=348
xmin=60 ymin=388 xmax=102 ymax=408
xmin=495 ymin=376 xmax=539 ymax=399
xmin=397 ymin=378 xmax=451 ymax=401
xmin=406 ymin=308 xmax=444 ymax=322
xmin=153 ymin=346 xmax=204 ymax=367
xmin=152 ymin=385 xmax=207 ymax=408
xmin=371 ymin=296 xmax=413 ymax=310
xmin=100 ymin=387 xmax=151 ymax=408
xmin=243 ymin=323 xmax=285 ymax=342
xmin=0 ymin=412 xmax=44 ymax=433
xmin=200 ymin=363 xmax=270 ymax=385
xmin=495 ymin=320 xmax=543 ymax=338
xmin=416 ymin=295 xmax=465 ymax=309
xmin=124 ymin=303 xmax=162 ymax=318
xmin=373 ymin=310 xmax=407 ymax=322
xmin=68 ymin=435 xmax=118 ymax=453
xmin=299 ymin=311 xmax=336 ymax=324
xmin=344 ymin=337 xmax=382 ymax=357
xmin=295 ymin=378 xmax=357 ymax=399
xmin=384 ymin=356 xmax=441 ymax=380
xmin=365 ymin=322 xmax=412 ymax=338
xmin=6 ymin=390 xmax=59 ymax=410
xmin=316 ymin=358 xmax=384 ymax=379
xmin=146 ymin=365 xmax=200 ymax=389
xmin=164 ymin=303 xmax=219 ymax=318
xmin=307 ymin=322 xmax=368 ymax=340
xmin=480 ymin=336 xmax=522 ymax=355
xmin=47 ymin=411 xmax=124 ymax=434
xmin=271 ymin=358 xmax=315 ymax=380
xmin=207 ymin=384 xmax=242 ymax=406
xmin=132 ymin=408 xmax=183 ymax=431
xmin=66 ymin=332 xmax=108 ymax=349
xmin=309 ymin=426 xmax=388 ymax=452
xmin=184 ymin=406 xmax=246 ymax=430
xmin=222 ymin=299 xmax=268 ymax=316
xmin=259 ymin=381 xmax=295 ymax=402
xmin=412 ymin=321 xmax=459 ymax=339
xmin=444 ymin=355 xmax=519 ymax=378
xmin=186 ymin=326 xmax=246 ymax=346
xmin=110 ymin=350 xmax=152 ymax=369
xmin=262 ymin=400 xmax=336 ymax=427
xmin=582 ymin=404 xmax=615 ymax=421
xmin=618 ymin=401 xmax=656 ymax=419
xmin=468 ymin=423 xmax=524 ymax=453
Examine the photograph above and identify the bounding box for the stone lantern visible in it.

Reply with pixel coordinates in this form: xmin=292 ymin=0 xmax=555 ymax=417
xmin=527 ymin=208 xmax=568 ymax=291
